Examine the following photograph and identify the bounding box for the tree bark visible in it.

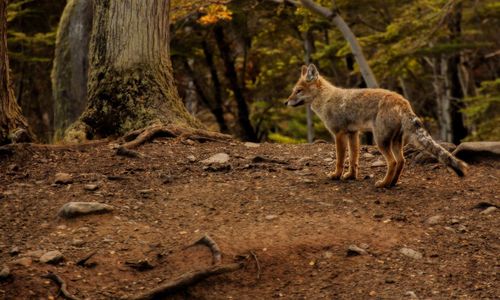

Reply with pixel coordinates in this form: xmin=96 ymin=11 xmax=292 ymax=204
xmin=299 ymin=0 xmax=379 ymax=88
xmin=65 ymin=0 xmax=200 ymax=142
xmin=213 ymin=25 xmax=257 ymax=141
xmin=0 ymin=0 xmax=33 ymax=145
xmin=52 ymin=0 xmax=93 ymax=141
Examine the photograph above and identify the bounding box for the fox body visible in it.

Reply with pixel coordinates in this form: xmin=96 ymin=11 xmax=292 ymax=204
xmin=286 ymin=64 xmax=467 ymax=188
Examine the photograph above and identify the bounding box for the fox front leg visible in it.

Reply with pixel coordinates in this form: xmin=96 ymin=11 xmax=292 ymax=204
xmin=327 ymin=133 xmax=347 ymax=180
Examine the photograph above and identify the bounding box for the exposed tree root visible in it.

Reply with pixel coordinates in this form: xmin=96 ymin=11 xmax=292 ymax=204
xmin=41 ymin=272 xmax=81 ymax=300
xmin=128 ymin=262 xmax=244 ymax=300
xmin=128 ymin=234 xmax=244 ymax=300
xmin=117 ymin=124 xmax=233 ymax=157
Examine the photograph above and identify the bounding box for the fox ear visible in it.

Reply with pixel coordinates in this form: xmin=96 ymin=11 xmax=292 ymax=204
xmin=306 ymin=64 xmax=319 ymax=82
xmin=301 ymin=65 xmax=308 ymax=77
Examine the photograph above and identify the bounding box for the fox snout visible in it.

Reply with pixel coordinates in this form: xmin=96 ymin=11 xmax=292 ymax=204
xmin=285 ymin=97 xmax=305 ymax=107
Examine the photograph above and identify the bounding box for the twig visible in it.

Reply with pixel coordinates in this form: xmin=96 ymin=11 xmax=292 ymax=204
xmin=128 ymin=263 xmax=243 ymax=300
xmin=250 ymin=251 xmax=261 ymax=280
xmin=185 ymin=234 xmax=222 ymax=265
xmin=41 ymin=272 xmax=81 ymax=300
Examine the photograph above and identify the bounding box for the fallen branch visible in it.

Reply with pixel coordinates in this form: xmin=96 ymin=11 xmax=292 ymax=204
xmin=128 ymin=262 xmax=244 ymax=300
xmin=185 ymin=234 xmax=222 ymax=265
xmin=250 ymin=251 xmax=262 ymax=280
xmin=41 ymin=272 xmax=81 ymax=300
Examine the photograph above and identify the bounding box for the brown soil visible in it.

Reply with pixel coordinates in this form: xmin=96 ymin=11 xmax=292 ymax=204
xmin=0 ymin=138 xmax=499 ymax=299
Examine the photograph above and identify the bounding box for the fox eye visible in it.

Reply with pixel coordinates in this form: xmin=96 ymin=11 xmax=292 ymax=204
xmin=296 ymin=88 xmax=303 ymax=94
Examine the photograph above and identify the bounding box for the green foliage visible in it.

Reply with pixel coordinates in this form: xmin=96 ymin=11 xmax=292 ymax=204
xmin=463 ymin=79 xmax=500 ymax=141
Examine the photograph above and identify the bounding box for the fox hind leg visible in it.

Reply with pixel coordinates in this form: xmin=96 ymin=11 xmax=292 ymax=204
xmin=342 ymin=131 xmax=359 ymax=180
xmin=390 ymin=133 xmax=405 ymax=186
xmin=374 ymin=134 xmax=397 ymax=188
xmin=328 ymin=132 xmax=347 ymax=180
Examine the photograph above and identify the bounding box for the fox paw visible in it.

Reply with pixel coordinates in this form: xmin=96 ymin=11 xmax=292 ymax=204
xmin=341 ymin=172 xmax=357 ymax=180
xmin=327 ymin=172 xmax=342 ymax=180
xmin=375 ymin=180 xmax=392 ymax=188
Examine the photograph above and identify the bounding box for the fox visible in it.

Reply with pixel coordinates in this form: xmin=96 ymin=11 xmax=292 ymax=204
xmin=285 ymin=64 xmax=467 ymax=188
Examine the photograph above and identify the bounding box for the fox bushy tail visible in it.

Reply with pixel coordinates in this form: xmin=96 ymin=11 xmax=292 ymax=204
xmin=403 ymin=113 xmax=467 ymax=177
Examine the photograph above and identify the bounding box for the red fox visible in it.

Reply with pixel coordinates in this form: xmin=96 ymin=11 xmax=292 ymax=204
xmin=285 ymin=64 xmax=467 ymax=188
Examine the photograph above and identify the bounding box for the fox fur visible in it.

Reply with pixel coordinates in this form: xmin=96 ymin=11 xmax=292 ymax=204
xmin=286 ymin=64 xmax=467 ymax=188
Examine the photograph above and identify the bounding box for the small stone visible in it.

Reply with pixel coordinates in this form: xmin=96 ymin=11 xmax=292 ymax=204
xmin=323 ymin=251 xmax=333 ymax=259
xmin=54 ymin=173 xmax=73 ymax=184
xmin=58 ymin=202 xmax=114 ymax=219
xmin=399 ymin=247 xmax=422 ymax=260
xmin=243 ymin=142 xmax=260 ymax=148
xmin=369 ymin=290 xmax=377 ymax=297
xmin=13 ymin=257 xmax=32 ymax=267
xmin=347 ymin=245 xmax=367 ymax=256
xmin=457 ymin=225 xmax=467 ymax=233
xmin=138 ymin=189 xmax=153 ymax=197
xmin=405 ymin=291 xmax=419 ymax=299
xmin=187 ymin=155 xmax=197 ymax=162
xmin=9 ymin=246 xmax=20 ymax=256
xmin=363 ymin=152 xmax=375 ymax=159
xmin=23 ymin=250 xmax=44 ymax=260
xmin=450 ymin=218 xmax=460 ymax=225
xmin=84 ymin=184 xmax=99 ymax=191
xmin=385 ymin=278 xmax=396 ymax=284
xmin=201 ymin=153 xmax=230 ymax=164
xmin=71 ymin=239 xmax=85 ymax=247
xmin=265 ymin=214 xmax=278 ymax=221
xmin=426 ymin=215 xmax=442 ymax=225
xmin=480 ymin=206 xmax=497 ymax=215
xmin=39 ymin=250 xmax=64 ymax=264
xmin=373 ymin=213 xmax=384 ymax=219
xmin=324 ymin=157 xmax=333 ymax=162
xmin=0 ymin=265 xmax=10 ymax=281
xmin=371 ymin=160 xmax=385 ymax=167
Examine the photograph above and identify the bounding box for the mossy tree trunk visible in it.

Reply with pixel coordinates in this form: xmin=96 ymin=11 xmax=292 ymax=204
xmin=0 ymin=0 xmax=33 ymax=145
xmin=52 ymin=0 xmax=93 ymax=141
xmin=65 ymin=0 xmax=200 ymax=142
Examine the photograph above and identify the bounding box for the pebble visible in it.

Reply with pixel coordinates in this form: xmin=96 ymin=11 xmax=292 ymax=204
xmin=58 ymin=202 xmax=114 ymax=219
xmin=426 ymin=215 xmax=442 ymax=225
xmin=450 ymin=218 xmax=460 ymax=225
xmin=405 ymin=291 xmax=419 ymax=299
xmin=201 ymin=153 xmax=230 ymax=164
xmin=187 ymin=155 xmax=197 ymax=162
xmin=54 ymin=172 xmax=73 ymax=184
xmin=9 ymin=246 xmax=19 ymax=256
xmin=457 ymin=225 xmax=467 ymax=233
xmin=347 ymin=245 xmax=367 ymax=256
xmin=323 ymin=251 xmax=333 ymax=259
xmin=265 ymin=214 xmax=278 ymax=221
xmin=23 ymin=250 xmax=44 ymax=259
xmin=399 ymin=247 xmax=422 ymax=260
xmin=39 ymin=251 xmax=64 ymax=264
xmin=370 ymin=160 xmax=385 ymax=167
xmin=0 ymin=265 xmax=10 ymax=281
xmin=243 ymin=142 xmax=260 ymax=148
xmin=13 ymin=257 xmax=32 ymax=267
xmin=71 ymin=239 xmax=85 ymax=247
xmin=84 ymin=184 xmax=99 ymax=191
xmin=480 ymin=206 xmax=497 ymax=215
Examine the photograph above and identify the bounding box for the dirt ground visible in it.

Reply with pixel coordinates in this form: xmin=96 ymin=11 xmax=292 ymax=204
xmin=0 ymin=137 xmax=498 ymax=299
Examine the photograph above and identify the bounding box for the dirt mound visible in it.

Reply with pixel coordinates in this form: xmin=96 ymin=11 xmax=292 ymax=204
xmin=1 ymin=139 xmax=498 ymax=299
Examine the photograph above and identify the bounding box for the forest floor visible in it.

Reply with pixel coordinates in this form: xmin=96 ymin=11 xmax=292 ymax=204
xmin=0 ymin=137 xmax=498 ymax=300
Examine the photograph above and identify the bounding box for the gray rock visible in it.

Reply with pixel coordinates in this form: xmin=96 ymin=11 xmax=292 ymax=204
xmin=371 ymin=160 xmax=385 ymax=167
xmin=58 ymin=202 xmax=114 ymax=218
xmin=39 ymin=250 xmax=64 ymax=264
xmin=426 ymin=215 xmax=442 ymax=225
xmin=54 ymin=172 xmax=73 ymax=184
xmin=12 ymin=257 xmax=32 ymax=267
xmin=84 ymin=184 xmax=99 ymax=191
xmin=399 ymin=247 xmax=422 ymax=259
xmin=453 ymin=141 xmax=500 ymax=163
xmin=347 ymin=245 xmax=367 ymax=256
xmin=0 ymin=265 xmax=10 ymax=281
xmin=480 ymin=206 xmax=497 ymax=215
xmin=201 ymin=153 xmax=230 ymax=164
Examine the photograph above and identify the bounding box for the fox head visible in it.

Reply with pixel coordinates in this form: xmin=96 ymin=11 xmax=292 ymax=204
xmin=285 ymin=64 xmax=321 ymax=107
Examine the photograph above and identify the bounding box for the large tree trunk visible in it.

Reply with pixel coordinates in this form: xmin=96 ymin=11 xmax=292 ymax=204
xmin=0 ymin=0 xmax=33 ymax=145
xmin=65 ymin=0 xmax=200 ymax=142
xmin=52 ymin=0 xmax=93 ymax=141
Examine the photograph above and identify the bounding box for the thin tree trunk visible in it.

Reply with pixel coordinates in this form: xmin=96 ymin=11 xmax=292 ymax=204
xmin=213 ymin=25 xmax=256 ymax=141
xmin=0 ymin=0 xmax=33 ymax=144
xmin=65 ymin=0 xmax=200 ymax=142
xmin=201 ymin=40 xmax=228 ymax=133
xmin=52 ymin=0 xmax=93 ymax=141
xmin=303 ymin=29 xmax=315 ymax=143
xmin=299 ymin=0 xmax=378 ymax=88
